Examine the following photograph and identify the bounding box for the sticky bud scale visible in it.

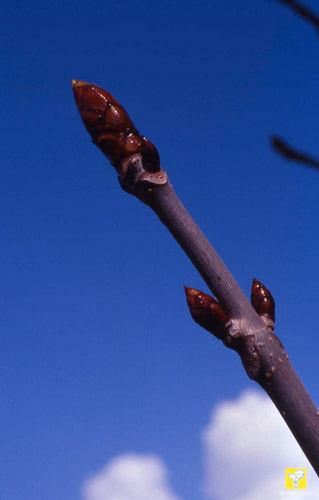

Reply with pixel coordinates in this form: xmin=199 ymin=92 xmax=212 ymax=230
xmin=72 ymin=80 xmax=160 ymax=172
xmin=251 ymin=278 xmax=275 ymax=323
xmin=184 ymin=286 xmax=229 ymax=339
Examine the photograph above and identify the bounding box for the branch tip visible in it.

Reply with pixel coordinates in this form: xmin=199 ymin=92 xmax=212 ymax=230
xmin=71 ymin=79 xmax=89 ymax=88
xmin=184 ymin=285 xmax=198 ymax=297
xmin=72 ymin=80 xmax=161 ymax=178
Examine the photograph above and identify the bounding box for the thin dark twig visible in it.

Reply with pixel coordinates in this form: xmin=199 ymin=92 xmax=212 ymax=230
xmin=273 ymin=0 xmax=319 ymax=29
xmin=271 ymin=135 xmax=319 ymax=170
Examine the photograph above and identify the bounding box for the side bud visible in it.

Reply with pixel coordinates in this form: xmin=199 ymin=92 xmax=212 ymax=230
xmin=184 ymin=286 xmax=230 ymax=340
xmin=71 ymin=80 xmax=160 ymax=172
xmin=251 ymin=278 xmax=275 ymax=327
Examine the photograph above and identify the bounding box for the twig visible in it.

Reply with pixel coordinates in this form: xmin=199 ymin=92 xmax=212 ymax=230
xmin=72 ymin=80 xmax=319 ymax=475
xmin=271 ymin=135 xmax=319 ymax=170
xmin=273 ymin=0 xmax=319 ymax=30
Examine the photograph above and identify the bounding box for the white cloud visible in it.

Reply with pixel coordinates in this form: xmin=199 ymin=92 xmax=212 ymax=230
xmin=201 ymin=389 xmax=318 ymax=500
xmin=82 ymin=453 xmax=182 ymax=500
xmin=82 ymin=390 xmax=319 ymax=500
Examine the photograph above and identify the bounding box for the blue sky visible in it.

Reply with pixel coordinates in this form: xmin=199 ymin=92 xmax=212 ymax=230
xmin=1 ymin=1 xmax=319 ymax=499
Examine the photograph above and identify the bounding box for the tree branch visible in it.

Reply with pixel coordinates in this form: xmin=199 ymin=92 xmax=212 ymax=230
xmin=72 ymin=80 xmax=319 ymax=475
xmin=270 ymin=2 xmax=319 ymax=170
xmin=273 ymin=0 xmax=319 ymax=30
xmin=271 ymin=135 xmax=319 ymax=170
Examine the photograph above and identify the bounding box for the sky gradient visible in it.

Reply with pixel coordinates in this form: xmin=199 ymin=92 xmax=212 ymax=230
xmin=1 ymin=1 xmax=319 ymax=498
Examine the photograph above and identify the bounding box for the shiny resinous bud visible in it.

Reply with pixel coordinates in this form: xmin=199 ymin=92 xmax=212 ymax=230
xmin=71 ymin=80 xmax=160 ymax=173
xmin=184 ymin=286 xmax=230 ymax=340
xmin=251 ymin=278 xmax=275 ymax=324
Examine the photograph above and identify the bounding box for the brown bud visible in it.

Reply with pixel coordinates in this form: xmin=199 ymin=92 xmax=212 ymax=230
xmin=184 ymin=286 xmax=230 ymax=339
xmin=71 ymin=80 xmax=160 ymax=172
xmin=251 ymin=278 xmax=275 ymax=324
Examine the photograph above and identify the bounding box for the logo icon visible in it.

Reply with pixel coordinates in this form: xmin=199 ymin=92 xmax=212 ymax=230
xmin=285 ymin=468 xmax=307 ymax=489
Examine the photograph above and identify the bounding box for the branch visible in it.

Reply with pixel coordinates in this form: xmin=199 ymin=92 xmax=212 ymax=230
xmin=72 ymin=80 xmax=319 ymax=475
xmin=273 ymin=0 xmax=319 ymax=30
xmin=270 ymin=1 xmax=319 ymax=171
xmin=271 ymin=135 xmax=319 ymax=170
